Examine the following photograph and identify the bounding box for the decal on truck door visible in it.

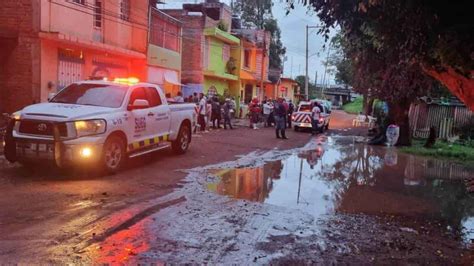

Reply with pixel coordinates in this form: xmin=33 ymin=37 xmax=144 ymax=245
xmin=134 ymin=117 xmax=146 ymax=132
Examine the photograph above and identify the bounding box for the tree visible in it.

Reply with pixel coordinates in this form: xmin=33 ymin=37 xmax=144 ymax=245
xmin=295 ymin=75 xmax=320 ymax=99
xmin=264 ymin=18 xmax=287 ymax=69
xmin=234 ymin=0 xmax=286 ymax=69
xmin=326 ymin=29 xmax=433 ymax=145
xmin=234 ymin=0 xmax=273 ymax=29
xmin=287 ymin=0 xmax=474 ymax=110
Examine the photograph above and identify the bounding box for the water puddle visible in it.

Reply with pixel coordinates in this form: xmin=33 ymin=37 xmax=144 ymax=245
xmin=207 ymin=136 xmax=474 ymax=244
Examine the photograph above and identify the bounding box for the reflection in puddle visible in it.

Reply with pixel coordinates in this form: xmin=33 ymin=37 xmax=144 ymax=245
xmin=208 ymin=136 xmax=474 ymax=243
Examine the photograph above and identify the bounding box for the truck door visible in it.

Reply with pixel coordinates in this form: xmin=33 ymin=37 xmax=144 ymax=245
xmin=145 ymin=86 xmax=171 ymax=139
xmin=127 ymin=87 xmax=153 ymax=148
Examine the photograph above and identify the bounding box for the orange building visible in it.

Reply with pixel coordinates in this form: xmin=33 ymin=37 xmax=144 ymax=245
xmin=0 ymin=0 xmax=149 ymax=112
xmin=233 ymin=29 xmax=270 ymax=103
xmin=265 ymin=77 xmax=299 ymax=103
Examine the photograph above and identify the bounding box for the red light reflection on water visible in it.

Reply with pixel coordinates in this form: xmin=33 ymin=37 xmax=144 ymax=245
xmin=87 ymin=210 xmax=157 ymax=264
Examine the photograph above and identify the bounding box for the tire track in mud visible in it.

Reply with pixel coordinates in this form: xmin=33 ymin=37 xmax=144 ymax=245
xmin=72 ymin=196 xmax=186 ymax=253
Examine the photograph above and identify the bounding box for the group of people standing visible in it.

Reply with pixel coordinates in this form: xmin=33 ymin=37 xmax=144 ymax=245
xmin=196 ymin=93 xmax=236 ymax=132
xmin=248 ymin=97 xmax=295 ymax=139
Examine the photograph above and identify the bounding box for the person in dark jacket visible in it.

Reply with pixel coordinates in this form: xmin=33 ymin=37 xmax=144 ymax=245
xmin=222 ymin=98 xmax=233 ymax=130
xmin=274 ymin=98 xmax=288 ymax=139
xmin=287 ymin=100 xmax=295 ymax=128
xmin=211 ymin=97 xmax=221 ymax=129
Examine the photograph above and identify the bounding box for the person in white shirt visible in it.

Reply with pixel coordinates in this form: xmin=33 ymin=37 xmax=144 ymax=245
xmin=311 ymin=103 xmax=321 ymax=135
xmin=198 ymin=93 xmax=207 ymax=132
xmin=174 ymin=91 xmax=184 ymax=103
xmin=263 ymin=100 xmax=274 ymax=127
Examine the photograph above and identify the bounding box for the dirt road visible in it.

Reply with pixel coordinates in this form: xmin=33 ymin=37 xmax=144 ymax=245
xmin=0 ymin=111 xmax=472 ymax=264
xmin=0 ymin=118 xmax=313 ymax=263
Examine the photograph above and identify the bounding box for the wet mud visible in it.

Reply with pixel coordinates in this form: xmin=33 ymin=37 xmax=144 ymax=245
xmin=77 ymin=135 xmax=473 ymax=264
xmin=1 ymin=133 xmax=472 ymax=264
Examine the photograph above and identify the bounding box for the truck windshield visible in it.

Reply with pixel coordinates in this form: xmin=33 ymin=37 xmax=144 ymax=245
xmin=51 ymin=83 xmax=128 ymax=108
xmin=298 ymin=105 xmax=312 ymax=112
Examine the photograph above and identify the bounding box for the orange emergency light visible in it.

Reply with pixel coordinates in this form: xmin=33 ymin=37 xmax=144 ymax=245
xmin=113 ymin=77 xmax=140 ymax=85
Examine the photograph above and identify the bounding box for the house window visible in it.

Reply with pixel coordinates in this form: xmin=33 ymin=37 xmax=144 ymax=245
xmin=120 ymin=0 xmax=130 ymax=21
xmin=150 ymin=13 xmax=180 ymax=52
xmin=222 ymin=44 xmax=230 ymax=62
xmin=202 ymin=38 xmax=209 ymax=69
xmin=72 ymin=0 xmax=85 ymax=4
xmin=244 ymin=49 xmax=251 ymax=68
xmin=94 ymin=0 xmax=102 ymax=28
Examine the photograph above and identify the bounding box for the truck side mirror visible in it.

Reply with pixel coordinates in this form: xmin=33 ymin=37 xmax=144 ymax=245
xmin=48 ymin=93 xmax=56 ymax=102
xmin=128 ymin=99 xmax=149 ymax=111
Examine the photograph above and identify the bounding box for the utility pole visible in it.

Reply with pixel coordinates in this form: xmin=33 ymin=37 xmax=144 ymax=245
xmin=321 ymin=44 xmax=331 ymax=97
xmin=260 ymin=31 xmax=267 ymax=101
xmin=305 ymin=25 xmax=321 ymax=101
xmin=305 ymin=25 xmax=309 ymax=101
xmin=314 ymin=70 xmax=318 ymax=98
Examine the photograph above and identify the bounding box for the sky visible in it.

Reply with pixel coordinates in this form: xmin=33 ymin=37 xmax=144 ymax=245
xmin=160 ymin=0 xmax=335 ymax=85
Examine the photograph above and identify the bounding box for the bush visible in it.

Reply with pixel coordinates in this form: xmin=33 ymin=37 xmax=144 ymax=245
xmin=342 ymin=97 xmax=363 ymax=114
xmin=458 ymin=116 xmax=474 ymax=140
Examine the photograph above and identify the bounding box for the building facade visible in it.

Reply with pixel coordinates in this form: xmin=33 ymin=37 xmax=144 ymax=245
xmin=164 ymin=1 xmax=240 ymax=99
xmin=234 ymin=29 xmax=270 ymax=103
xmin=0 ymin=0 xmax=149 ymax=113
xmin=147 ymin=8 xmax=182 ymax=97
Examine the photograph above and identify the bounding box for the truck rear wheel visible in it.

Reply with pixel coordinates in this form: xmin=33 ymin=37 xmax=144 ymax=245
xmin=102 ymin=135 xmax=126 ymax=174
xmin=172 ymin=123 xmax=191 ymax=154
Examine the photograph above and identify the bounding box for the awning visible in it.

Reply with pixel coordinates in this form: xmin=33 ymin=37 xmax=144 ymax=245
xmin=148 ymin=67 xmax=182 ymax=86
xmin=240 ymin=70 xmax=256 ymax=81
xmin=164 ymin=71 xmax=183 ymax=86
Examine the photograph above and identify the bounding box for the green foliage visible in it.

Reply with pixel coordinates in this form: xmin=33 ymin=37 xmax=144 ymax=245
xmin=234 ymin=0 xmax=273 ymax=29
xmin=294 ymin=75 xmax=321 ymax=99
xmin=288 ymin=0 xmax=473 ymax=81
xmin=401 ymin=140 xmax=474 ymax=162
xmin=458 ymin=116 xmax=474 ymax=140
xmin=234 ymin=0 xmax=286 ymax=69
xmin=217 ymin=20 xmax=229 ymax=32
xmin=264 ymin=18 xmax=286 ymax=69
xmin=342 ymin=97 xmax=363 ymax=114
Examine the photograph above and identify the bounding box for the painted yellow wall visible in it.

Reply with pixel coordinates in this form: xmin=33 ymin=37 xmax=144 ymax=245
xmin=148 ymin=45 xmax=182 ymax=71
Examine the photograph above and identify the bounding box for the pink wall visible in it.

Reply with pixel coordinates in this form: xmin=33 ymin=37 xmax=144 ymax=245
xmin=40 ymin=0 xmax=148 ymax=53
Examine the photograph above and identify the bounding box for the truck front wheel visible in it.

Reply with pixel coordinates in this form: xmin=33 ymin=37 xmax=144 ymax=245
xmin=102 ymin=135 xmax=126 ymax=174
xmin=172 ymin=123 xmax=191 ymax=154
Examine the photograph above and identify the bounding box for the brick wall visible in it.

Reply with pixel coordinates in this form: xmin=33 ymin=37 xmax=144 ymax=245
xmin=0 ymin=0 xmax=40 ymax=113
xmin=164 ymin=10 xmax=205 ymax=84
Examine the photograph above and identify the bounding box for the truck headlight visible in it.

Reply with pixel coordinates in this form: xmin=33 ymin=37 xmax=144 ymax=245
xmin=73 ymin=119 xmax=106 ymax=137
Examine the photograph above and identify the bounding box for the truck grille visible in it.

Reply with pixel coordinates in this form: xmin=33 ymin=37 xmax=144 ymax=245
xmin=18 ymin=120 xmax=68 ymax=137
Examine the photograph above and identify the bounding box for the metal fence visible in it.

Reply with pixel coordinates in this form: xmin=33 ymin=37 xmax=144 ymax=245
xmin=409 ymin=103 xmax=473 ymax=139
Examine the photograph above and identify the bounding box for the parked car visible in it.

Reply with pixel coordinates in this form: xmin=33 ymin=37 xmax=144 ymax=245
xmin=292 ymin=100 xmax=331 ymax=132
xmin=3 ymin=78 xmax=195 ymax=173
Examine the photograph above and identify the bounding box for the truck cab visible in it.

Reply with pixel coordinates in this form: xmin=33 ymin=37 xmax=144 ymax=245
xmin=3 ymin=78 xmax=195 ymax=173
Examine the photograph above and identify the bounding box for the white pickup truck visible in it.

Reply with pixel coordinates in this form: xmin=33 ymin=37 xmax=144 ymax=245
xmin=291 ymin=100 xmax=331 ymax=132
xmin=3 ymin=78 xmax=195 ymax=173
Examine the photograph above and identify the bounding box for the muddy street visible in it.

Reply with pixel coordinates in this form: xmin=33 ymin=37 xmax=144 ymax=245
xmin=0 ymin=111 xmax=473 ymax=264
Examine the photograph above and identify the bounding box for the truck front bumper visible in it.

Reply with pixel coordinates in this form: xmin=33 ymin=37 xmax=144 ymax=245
xmin=9 ymin=136 xmax=105 ymax=167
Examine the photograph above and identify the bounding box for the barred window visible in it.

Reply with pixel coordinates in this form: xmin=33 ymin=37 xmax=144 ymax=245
xmin=120 ymin=0 xmax=130 ymax=21
xmin=72 ymin=0 xmax=85 ymax=4
xmin=150 ymin=13 xmax=180 ymax=52
xmin=94 ymin=0 xmax=102 ymax=28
